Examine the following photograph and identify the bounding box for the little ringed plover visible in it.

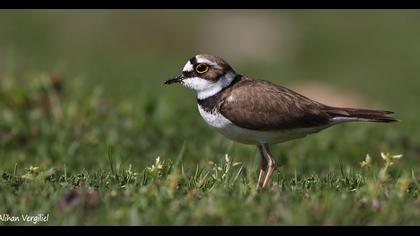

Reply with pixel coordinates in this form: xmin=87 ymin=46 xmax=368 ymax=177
xmin=165 ymin=54 xmax=397 ymax=190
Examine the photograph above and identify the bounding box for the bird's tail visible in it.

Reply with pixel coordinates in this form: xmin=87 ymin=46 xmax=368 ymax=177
xmin=323 ymin=106 xmax=398 ymax=123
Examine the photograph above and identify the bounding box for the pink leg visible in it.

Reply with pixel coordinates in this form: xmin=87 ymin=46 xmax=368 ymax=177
xmin=256 ymin=148 xmax=268 ymax=190
xmin=256 ymin=168 xmax=266 ymax=190
xmin=262 ymin=159 xmax=278 ymax=189
xmin=260 ymin=144 xmax=279 ymax=189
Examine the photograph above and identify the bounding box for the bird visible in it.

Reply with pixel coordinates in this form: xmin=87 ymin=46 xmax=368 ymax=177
xmin=164 ymin=54 xmax=397 ymax=190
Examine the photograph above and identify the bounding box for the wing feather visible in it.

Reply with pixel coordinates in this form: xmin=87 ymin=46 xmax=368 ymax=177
xmin=219 ymin=77 xmax=331 ymax=131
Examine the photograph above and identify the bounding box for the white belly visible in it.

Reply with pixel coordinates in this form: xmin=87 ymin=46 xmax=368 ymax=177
xmin=197 ymin=105 xmax=326 ymax=145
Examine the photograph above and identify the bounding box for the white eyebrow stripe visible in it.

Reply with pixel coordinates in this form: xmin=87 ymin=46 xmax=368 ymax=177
xmin=195 ymin=56 xmax=222 ymax=69
xmin=182 ymin=61 xmax=193 ymax=72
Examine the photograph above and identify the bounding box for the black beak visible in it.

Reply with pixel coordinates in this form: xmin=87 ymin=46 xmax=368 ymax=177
xmin=164 ymin=74 xmax=184 ymax=85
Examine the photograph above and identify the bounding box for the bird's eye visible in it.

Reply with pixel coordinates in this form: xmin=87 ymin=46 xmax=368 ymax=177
xmin=195 ymin=64 xmax=209 ymax=74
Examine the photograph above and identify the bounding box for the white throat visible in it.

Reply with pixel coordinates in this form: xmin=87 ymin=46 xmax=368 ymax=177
xmin=196 ymin=72 xmax=236 ymax=100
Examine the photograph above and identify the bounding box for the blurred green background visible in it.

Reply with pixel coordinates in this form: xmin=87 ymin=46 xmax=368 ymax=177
xmin=0 ymin=9 xmax=419 ymax=173
xmin=1 ymin=9 xmax=420 ymax=226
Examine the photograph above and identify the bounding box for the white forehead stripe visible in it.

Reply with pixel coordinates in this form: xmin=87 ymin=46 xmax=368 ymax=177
xmin=195 ymin=56 xmax=222 ymax=69
xmin=182 ymin=61 xmax=193 ymax=72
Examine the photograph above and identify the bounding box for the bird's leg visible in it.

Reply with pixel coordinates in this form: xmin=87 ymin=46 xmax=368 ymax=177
xmin=261 ymin=144 xmax=278 ymax=189
xmin=256 ymin=144 xmax=268 ymax=190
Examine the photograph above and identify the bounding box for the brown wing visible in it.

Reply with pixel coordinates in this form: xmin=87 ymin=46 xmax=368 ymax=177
xmin=219 ymin=77 xmax=332 ymax=131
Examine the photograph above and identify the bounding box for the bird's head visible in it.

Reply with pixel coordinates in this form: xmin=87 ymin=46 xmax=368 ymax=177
xmin=165 ymin=54 xmax=237 ymax=99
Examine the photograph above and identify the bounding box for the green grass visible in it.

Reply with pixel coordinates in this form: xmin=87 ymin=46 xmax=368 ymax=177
xmin=2 ymin=153 xmax=419 ymax=225
xmin=1 ymin=10 xmax=420 ymax=225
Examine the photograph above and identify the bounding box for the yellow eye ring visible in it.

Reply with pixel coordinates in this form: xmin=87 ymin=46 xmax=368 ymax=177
xmin=195 ymin=64 xmax=209 ymax=74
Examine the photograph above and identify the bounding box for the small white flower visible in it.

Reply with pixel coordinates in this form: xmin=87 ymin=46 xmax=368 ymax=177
xmin=225 ymin=154 xmax=230 ymax=163
xmin=28 ymin=166 xmax=40 ymax=172
xmin=155 ymin=157 xmax=163 ymax=170
xmin=392 ymin=154 xmax=403 ymax=159
xmin=147 ymin=156 xmax=164 ymax=172
xmin=233 ymin=162 xmax=242 ymax=167
xmin=360 ymin=154 xmax=372 ymax=169
xmin=381 ymin=152 xmax=403 ymax=166
xmin=381 ymin=152 xmax=388 ymax=160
